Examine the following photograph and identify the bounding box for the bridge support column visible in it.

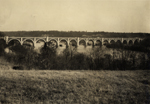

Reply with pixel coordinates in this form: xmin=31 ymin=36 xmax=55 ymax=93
xmin=93 ymin=40 xmax=96 ymax=48
xmin=57 ymin=38 xmax=60 ymax=47
xmin=108 ymin=40 xmax=110 ymax=44
xmin=46 ymin=36 xmax=48 ymax=42
xmin=67 ymin=38 xmax=69 ymax=48
xmin=77 ymin=37 xmax=79 ymax=47
xmin=5 ymin=36 xmax=8 ymax=44
xmin=85 ymin=40 xmax=88 ymax=47
xmin=34 ymin=38 xmax=36 ymax=48
xmin=101 ymin=38 xmax=103 ymax=46
xmin=127 ymin=40 xmax=129 ymax=45
xmin=20 ymin=38 xmax=23 ymax=45
xmin=121 ymin=38 xmax=123 ymax=43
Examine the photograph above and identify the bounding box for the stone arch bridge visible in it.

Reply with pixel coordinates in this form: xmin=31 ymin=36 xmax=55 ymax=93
xmin=1 ymin=36 xmax=143 ymax=47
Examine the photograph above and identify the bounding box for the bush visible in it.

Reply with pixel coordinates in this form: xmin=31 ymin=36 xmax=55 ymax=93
xmin=0 ymin=39 xmax=6 ymax=56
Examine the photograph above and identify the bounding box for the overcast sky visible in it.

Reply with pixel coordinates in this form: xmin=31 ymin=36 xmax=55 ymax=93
xmin=0 ymin=0 xmax=150 ymax=33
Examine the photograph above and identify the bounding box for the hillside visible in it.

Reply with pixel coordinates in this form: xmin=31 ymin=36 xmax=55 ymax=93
xmin=1 ymin=31 xmax=150 ymax=38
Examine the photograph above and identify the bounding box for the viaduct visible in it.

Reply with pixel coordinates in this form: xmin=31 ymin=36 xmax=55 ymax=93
xmin=1 ymin=36 xmax=143 ymax=47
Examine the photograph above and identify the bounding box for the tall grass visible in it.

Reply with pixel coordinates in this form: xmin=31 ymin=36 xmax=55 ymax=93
xmin=0 ymin=70 xmax=149 ymax=104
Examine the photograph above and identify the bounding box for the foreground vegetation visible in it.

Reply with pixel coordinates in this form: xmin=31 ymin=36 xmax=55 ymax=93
xmin=0 ymin=70 xmax=149 ymax=104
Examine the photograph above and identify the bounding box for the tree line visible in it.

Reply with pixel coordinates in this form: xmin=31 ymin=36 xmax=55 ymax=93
xmin=1 ymin=31 xmax=150 ymax=38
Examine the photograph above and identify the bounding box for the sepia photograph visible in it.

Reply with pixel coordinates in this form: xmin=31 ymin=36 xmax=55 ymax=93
xmin=0 ymin=0 xmax=150 ymax=103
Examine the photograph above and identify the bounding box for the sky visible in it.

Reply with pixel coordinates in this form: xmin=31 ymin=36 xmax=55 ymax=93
xmin=0 ymin=0 xmax=150 ymax=33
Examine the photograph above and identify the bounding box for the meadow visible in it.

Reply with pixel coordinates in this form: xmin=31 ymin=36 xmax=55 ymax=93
xmin=0 ymin=69 xmax=149 ymax=104
xmin=0 ymin=33 xmax=150 ymax=104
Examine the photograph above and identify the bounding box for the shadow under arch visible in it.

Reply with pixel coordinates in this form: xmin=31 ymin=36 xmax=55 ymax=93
xmin=36 ymin=39 xmax=46 ymax=43
xmin=129 ymin=40 xmax=133 ymax=45
xmin=87 ymin=40 xmax=94 ymax=47
xmin=95 ymin=40 xmax=102 ymax=47
xmin=123 ymin=40 xmax=127 ymax=45
xmin=110 ymin=40 xmax=115 ymax=44
xmin=134 ymin=39 xmax=139 ymax=45
xmin=116 ymin=40 xmax=122 ymax=46
xmin=48 ymin=39 xmax=58 ymax=48
xmin=59 ymin=39 xmax=68 ymax=48
xmin=8 ymin=39 xmax=21 ymax=47
xmin=69 ymin=40 xmax=77 ymax=48
xmin=103 ymin=40 xmax=109 ymax=46
xmin=23 ymin=39 xmax=34 ymax=48
xmin=79 ymin=40 xmax=86 ymax=47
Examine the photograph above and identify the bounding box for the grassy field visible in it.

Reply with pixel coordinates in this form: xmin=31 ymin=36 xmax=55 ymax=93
xmin=0 ymin=69 xmax=149 ymax=104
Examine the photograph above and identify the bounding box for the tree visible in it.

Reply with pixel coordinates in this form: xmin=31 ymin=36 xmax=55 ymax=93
xmin=141 ymin=38 xmax=150 ymax=50
xmin=39 ymin=42 xmax=57 ymax=69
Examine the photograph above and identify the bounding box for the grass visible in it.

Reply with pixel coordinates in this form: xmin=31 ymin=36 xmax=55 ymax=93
xmin=0 ymin=69 xmax=150 ymax=104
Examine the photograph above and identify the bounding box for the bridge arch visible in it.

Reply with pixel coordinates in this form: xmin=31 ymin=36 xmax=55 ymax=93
xmin=36 ymin=39 xmax=46 ymax=43
xmin=59 ymin=39 xmax=68 ymax=47
xmin=87 ymin=40 xmax=94 ymax=46
xmin=23 ymin=38 xmax=34 ymax=42
xmin=116 ymin=40 xmax=121 ymax=43
xmin=95 ymin=40 xmax=102 ymax=47
xmin=69 ymin=39 xmax=77 ymax=43
xmin=8 ymin=39 xmax=21 ymax=46
xmin=79 ymin=40 xmax=86 ymax=46
xmin=48 ymin=39 xmax=58 ymax=48
xmin=110 ymin=40 xmax=115 ymax=44
xmin=123 ymin=40 xmax=127 ymax=44
xmin=134 ymin=39 xmax=139 ymax=45
xmin=49 ymin=39 xmax=58 ymax=43
xmin=69 ymin=39 xmax=77 ymax=47
xmin=116 ymin=40 xmax=122 ymax=45
xmin=129 ymin=40 xmax=133 ymax=45
xmin=59 ymin=38 xmax=68 ymax=42
xmin=103 ymin=40 xmax=109 ymax=45
xmin=23 ymin=39 xmax=34 ymax=47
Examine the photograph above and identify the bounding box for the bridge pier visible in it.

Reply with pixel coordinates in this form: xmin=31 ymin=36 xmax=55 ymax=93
xmin=67 ymin=38 xmax=70 ymax=47
xmin=121 ymin=38 xmax=123 ymax=43
xmin=57 ymin=38 xmax=60 ymax=47
xmin=93 ymin=40 xmax=96 ymax=47
xmin=101 ymin=38 xmax=104 ymax=46
xmin=5 ymin=36 xmax=9 ymax=44
xmin=20 ymin=38 xmax=23 ymax=45
xmin=33 ymin=38 xmax=36 ymax=47
xmin=126 ymin=40 xmax=129 ymax=45
xmin=77 ymin=37 xmax=79 ymax=47
xmin=46 ymin=36 xmax=48 ymax=42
